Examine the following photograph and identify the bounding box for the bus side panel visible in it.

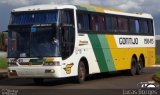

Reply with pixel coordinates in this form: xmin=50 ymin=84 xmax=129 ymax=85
xmin=62 ymin=34 xmax=101 ymax=76
xmin=106 ymin=35 xmax=130 ymax=71
xmin=86 ymin=34 xmax=155 ymax=74
xmin=106 ymin=35 xmax=155 ymax=71
xmin=79 ymin=34 xmax=101 ymax=74
xmin=145 ymin=48 xmax=155 ymax=67
xmin=88 ymin=34 xmax=116 ymax=73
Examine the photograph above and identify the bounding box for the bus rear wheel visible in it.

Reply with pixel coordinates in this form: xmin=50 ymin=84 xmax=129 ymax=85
xmin=130 ymin=58 xmax=137 ymax=76
xmin=76 ymin=61 xmax=86 ymax=83
xmin=136 ymin=58 xmax=144 ymax=75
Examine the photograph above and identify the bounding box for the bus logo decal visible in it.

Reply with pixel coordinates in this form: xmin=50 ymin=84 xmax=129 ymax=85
xmin=119 ymin=37 xmax=138 ymax=45
xmin=64 ymin=63 xmax=74 ymax=74
xmin=79 ymin=41 xmax=88 ymax=46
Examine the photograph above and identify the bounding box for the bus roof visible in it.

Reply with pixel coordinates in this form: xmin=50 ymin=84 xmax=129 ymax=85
xmin=12 ymin=4 xmax=153 ymax=19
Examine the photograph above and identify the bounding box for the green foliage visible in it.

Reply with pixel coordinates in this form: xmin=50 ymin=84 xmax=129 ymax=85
xmin=156 ymin=55 xmax=160 ymax=64
xmin=0 ymin=32 xmax=8 ymax=51
xmin=153 ymin=71 xmax=160 ymax=83
xmin=0 ymin=57 xmax=7 ymax=69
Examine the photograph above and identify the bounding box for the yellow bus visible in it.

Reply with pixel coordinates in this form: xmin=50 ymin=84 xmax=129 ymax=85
xmin=8 ymin=4 xmax=155 ymax=84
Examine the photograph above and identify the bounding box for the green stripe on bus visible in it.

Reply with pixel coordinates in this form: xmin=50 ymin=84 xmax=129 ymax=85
xmin=97 ymin=35 xmax=115 ymax=71
xmin=86 ymin=8 xmax=96 ymax=12
xmin=88 ymin=34 xmax=108 ymax=72
xmin=76 ymin=6 xmax=88 ymax=11
xmin=76 ymin=5 xmax=96 ymax=12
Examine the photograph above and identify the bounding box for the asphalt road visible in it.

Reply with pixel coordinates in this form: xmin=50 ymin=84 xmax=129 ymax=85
xmin=0 ymin=67 xmax=159 ymax=95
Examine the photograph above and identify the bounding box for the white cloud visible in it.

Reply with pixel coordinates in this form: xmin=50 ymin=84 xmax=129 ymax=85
xmin=0 ymin=0 xmax=160 ymax=15
xmin=0 ymin=0 xmax=30 ymax=6
xmin=117 ymin=1 xmax=141 ymax=11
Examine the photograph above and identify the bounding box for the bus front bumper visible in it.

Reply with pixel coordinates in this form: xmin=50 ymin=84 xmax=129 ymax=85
xmin=8 ymin=66 xmax=63 ymax=78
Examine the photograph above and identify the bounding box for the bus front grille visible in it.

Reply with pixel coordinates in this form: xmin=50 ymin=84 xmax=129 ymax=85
xmin=19 ymin=62 xmax=43 ymax=65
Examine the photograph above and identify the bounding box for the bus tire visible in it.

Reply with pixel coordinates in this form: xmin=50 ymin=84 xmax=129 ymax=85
xmin=130 ymin=57 xmax=137 ymax=76
xmin=136 ymin=57 xmax=144 ymax=75
xmin=76 ymin=61 xmax=86 ymax=83
xmin=33 ymin=78 xmax=44 ymax=85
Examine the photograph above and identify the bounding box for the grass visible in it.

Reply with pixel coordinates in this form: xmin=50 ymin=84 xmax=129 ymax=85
xmin=0 ymin=57 xmax=7 ymax=69
xmin=153 ymin=55 xmax=160 ymax=83
xmin=153 ymin=71 xmax=160 ymax=83
xmin=156 ymin=55 xmax=160 ymax=64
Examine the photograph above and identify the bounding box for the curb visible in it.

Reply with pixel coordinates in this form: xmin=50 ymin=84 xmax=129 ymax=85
xmin=151 ymin=65 xmax=160 ymax=67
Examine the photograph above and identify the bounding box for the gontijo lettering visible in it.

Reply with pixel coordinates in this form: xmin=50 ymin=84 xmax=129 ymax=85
xmin=119 ymin=37 xmax=138 ymax=45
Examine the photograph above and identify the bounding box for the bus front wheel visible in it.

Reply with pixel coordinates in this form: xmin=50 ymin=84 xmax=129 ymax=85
xmin=76 ymin=61 xmax=86 ymax=83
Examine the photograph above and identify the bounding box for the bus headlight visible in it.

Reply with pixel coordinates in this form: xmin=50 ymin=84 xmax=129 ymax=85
xmin=8 ymin=59 xmax=18 ymax=66
xmin=43 ymin=61 xmax=60 ymax=66
xmin=8 ymin=62 xmax=18 ymax=66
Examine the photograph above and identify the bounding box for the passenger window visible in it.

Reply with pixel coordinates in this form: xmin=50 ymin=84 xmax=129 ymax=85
xmin=148 ymin=20 xmax=153 ymax=34
xmin=143 ymin=20 xmax=149 ymax=33
xmin=91 ymin=15 xmax=99 ymax=31
xmin=112 ymin=17 xmax=118 ymax=32
xmin=98 ymin=15 xmax=105 ymax=32
xmin=135 ymin=20 xmax=140 ymax=33
xmin=77 ymin=14 xmax=83 ymax=30
xmin=77 ymin=14 xmax=90 ymax=31
xmin=83 ymin=14 xmax=90 ymax=31
xmin=105 ymin=15 xmax=112 ymax=32
xmin=118 ymin=17 xmax=129 ymax=32
xmin=129 ymin=19 xmax=136 ymax=33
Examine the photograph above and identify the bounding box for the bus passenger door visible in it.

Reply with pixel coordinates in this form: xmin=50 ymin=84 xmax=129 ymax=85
xmin=60 ymin=9 xmax=75 ymax=60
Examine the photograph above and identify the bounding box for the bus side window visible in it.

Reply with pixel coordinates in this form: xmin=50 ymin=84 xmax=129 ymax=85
xmin=98 ymin=15 xmax=105 ymax=32
xmin=111 ymin=17 xmax=118 ymax=32
xmin=148 ymin=20 xmax=154 ymax=35
xmin=129 ymin=19 xmax=136 ymax=33
xmin=135 ymin=20 xmax=140 ymax=33
xmin=83 ymin=14 xmax=90 ymax=31
xmin=118 ymin=17 xmax=129 ymax=33
xmin=105 ymin=15 xmax=112 ymax=32
xmin=77 ymin=14 xmax=83 ymax=30
xmin=77 ymin=13 xmax=90 ymax=32
xmin=143 ymin=20 xmax=149 ymax=33
xmin=91 ymin=15 xmax=99 ymax=32
xmin=140 ymin=20 xmax=149 ymax=34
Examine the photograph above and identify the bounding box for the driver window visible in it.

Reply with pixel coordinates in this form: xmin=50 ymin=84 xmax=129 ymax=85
xmin=61 ymin=9 xmax=75 ymax=60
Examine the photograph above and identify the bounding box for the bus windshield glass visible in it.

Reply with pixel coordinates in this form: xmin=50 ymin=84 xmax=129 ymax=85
xmin=11 ymin=10 xmax=58 ymax=25
xmin=8 ymin=27 xmax=60 ymax=58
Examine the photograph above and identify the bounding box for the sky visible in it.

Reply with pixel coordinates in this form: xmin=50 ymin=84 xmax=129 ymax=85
xmin=0 ymin=0 xmax=160 ymax=34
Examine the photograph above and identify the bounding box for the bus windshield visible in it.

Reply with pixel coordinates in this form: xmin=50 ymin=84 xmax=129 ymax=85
xmin=11 ymin=10 xmax=58 ymax=25
xmin=8 ymin=10 xmax=60 ymax=58
xmin=8 ymin=27 xmax=60 ymax=58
